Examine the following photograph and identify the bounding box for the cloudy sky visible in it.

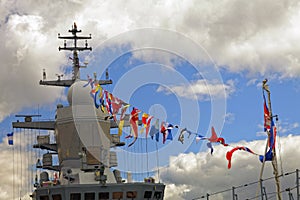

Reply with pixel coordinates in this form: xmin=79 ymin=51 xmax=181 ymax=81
xmin=1 ymin=0 xmax=300 ymax=199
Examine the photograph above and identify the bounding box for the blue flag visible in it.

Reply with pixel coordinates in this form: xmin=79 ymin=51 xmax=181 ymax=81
xmin=7 ymin=132 xmax=14 ymax=145
xmin=166 ymin=124 xmax=174 ymax=140
xmin=155 ymin=132 xmax=159 ymax=142
xmin=149 ymin=119 xmax=159 ymax=140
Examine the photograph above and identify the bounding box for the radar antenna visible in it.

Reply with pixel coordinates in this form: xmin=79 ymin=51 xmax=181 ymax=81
xmin=39 ymin=22 xmax=112 ymax=87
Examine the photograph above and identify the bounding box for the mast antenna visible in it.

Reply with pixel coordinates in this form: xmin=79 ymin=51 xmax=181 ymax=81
xmin=58 ymin=22 xmax=92 ymax=80
xmin=39 ymin=23 xmax=112 ymax=87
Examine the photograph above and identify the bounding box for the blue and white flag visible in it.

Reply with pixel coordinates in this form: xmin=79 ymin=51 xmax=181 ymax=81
xmin=7 ymin=132 xmax=14 ymax=145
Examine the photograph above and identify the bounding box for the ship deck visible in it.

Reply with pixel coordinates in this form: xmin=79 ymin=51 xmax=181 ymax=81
xmin=33 ymin=182 xmax=165 ymax=200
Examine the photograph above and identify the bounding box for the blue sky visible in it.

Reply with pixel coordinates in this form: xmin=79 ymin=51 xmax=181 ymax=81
xmin=1 ymin=1 xmax=300 ymax=199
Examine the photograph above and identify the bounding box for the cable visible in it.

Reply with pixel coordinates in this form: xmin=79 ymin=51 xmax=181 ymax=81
xmin=156 ymin=141 xmax=160 ymax=183
xmin=20 ymin=128 xmax=22 ymax=199
xmin=146 ymin=137 xmax=149 ymax=177
xmin=275 ymin=118 xmax=284 ymax=175
xmin=30 ymin=128 xmax=33 ymax=192
xmin=13 ymin=129 xmax=15 ymax=200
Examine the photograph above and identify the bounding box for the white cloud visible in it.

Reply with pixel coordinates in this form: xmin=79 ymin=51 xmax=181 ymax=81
xmin=0 ymin=13 xmax=66 ymax=121
xmin=246 ymin=78 xmax=258 ymax=86
xmin=1 ymin=0 xmax=300 ymax=120
xmin=160 ymin=135 xmax=300 ymax=200
xmin=0 ymin=1 xmax=299 ymax=200
xmin=80 ymin=0 xmax=300 ymax=78
xmin=278 ymin=121 xmax=299 ymax=134
xmin=157 ymin=79 xmax=235 ymax=100
xmin=257 ymin=120 xmax=299 ymax=137
xmin=2 ymin=133 xmax=299 ymax=200
xmin=0 ymin=132 xmax=37 ymax=200
xmin=224 ymin=112 xmax=235 ymax=124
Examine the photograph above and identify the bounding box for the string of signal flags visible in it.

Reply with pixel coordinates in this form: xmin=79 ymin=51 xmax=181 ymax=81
xmin=83 ymin=75 xmax=277 ymax=169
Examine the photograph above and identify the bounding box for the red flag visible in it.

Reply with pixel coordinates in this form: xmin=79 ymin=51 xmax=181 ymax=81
xmin=118 ymin=104 xmax=129 ymax=136
xmin=145 ymin=116 xmax=154 ymax=138
xmin=263 ymin=95 xmax=271 ymax=131
xmin=142 ymin=113 xmax=149 ymax=125
xmin=209 ymin=126 xmax=218 ymax=142
xmin=111 ymin=95 xmax=123 ymax=121
xmin=216 ymin=137 xmax=229 ymax=146
xmin=105 ymin=91 xmax=113 ymax=114
xmin=128 ymin=107 xmax=140 ymax=146
xmin=226 ymin=146 xmax=257 ymax=169
xmin=160 ymin=122 xmax=167 ymax=144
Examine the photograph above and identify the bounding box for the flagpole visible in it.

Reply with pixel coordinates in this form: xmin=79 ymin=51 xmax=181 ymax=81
xmin=263 ymin=79 xmax=282 ymax=200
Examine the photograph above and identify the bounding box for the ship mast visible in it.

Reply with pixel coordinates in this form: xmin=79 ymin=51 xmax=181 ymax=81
xmin=58 ymin=22 xmax=92 ymax=80
xmin=39 ymin=22 xmax=112 ymax=87
xmin=262 ymin=79 xmax=282 ymax=200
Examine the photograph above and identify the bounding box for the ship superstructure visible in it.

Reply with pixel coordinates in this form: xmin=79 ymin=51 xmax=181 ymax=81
xmin=12 ymin=23 xmax=165 ymax=200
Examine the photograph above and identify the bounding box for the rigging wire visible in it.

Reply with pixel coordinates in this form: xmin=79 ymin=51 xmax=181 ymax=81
xmin=133 ymin=131 xmax=137 ymax=176
xmin=30 ymin=128 xmax=33 ymax=193
xmin=38 ymin=105 xmax=41 ymax=160
xmin=275 ymin=118 xmax=284 ymax=175
xmin=146 ymin=136 xmax=149 ymax=178
xmin=34 ymin=125 xmax=39 ymax=189
xmin=12 ymin=129 xmax=15 ymax=200
xmin=26 ymin=128 xmax=30 ymax=194
xmin=156 ymin=140 xmax=160 ymax=183
xmin=125 ymin=126 xmax=130 ymax=180
xmin=20 ymin=128 xmax=22 ymax=199
xmin=141 ymin=135 xmax=144 ymax=180
xmin=26 ymin=128 xmax=28 ymax=194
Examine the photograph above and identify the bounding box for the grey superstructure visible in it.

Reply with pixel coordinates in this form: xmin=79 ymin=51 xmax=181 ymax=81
xmin=12 ymin=24 xmax=165 ymax=200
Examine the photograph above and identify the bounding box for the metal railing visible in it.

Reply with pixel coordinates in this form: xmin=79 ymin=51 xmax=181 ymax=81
xmin=192 ymin=169 xmax=300 ymax=200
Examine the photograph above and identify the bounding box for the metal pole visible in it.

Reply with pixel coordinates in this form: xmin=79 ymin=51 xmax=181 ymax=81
xmin=257 ymin=140 xmax=269 ymax=200
xmin=260 ymin=179 xmax=264 ymax=200
xmin=271 ymin=150 xmax=281 ymax=200
xmin=287 ymin=188 xmax=295 ymax=200
xmin=232 ymin=187 xmax=238 ymax=200
xmin=297 ymin=169 xmax=299 ymax=200
xmin=263 ymin=187 xmax=268 ymax=200
xmin=232 ymin=187 xmax=235 ymax=200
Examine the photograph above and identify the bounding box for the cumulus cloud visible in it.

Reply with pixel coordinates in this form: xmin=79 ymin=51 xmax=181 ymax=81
xmin=0 ymin=132 xmax=37 ymax=200
xmin=157 ymin=79 xmax=235 ymax=100
xmin=0 ymin=1 xmax=299 ymax=200
xmin=2 ymin=132 xmax=299 ymax=200
xmin=160 ymin=135 xmax=300 ymax=200
xmin=224 ymin=112 xmax=235 ymax=124
xmin=257 ymin=120 xmax=300 ymax=137
xmin=278 ymin=121 xmax=299 ymax=134
xmin=0 ymin=13 xmax=66 ymax=121
xmin=83 ymin=0 xmax=300 ymax=78
xmin=1 ymin=0 xmax=300 ymax=120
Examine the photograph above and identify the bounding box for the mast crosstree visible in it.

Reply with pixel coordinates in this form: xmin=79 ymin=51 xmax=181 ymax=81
xmin=40 ymin=22 xmax=112 ymax=87
xmin=58 ymin=22 xmax=92 ymax=81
